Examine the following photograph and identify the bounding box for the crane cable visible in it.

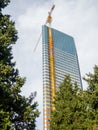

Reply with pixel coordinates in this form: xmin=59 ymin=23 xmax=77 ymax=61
xmin=33 ymin=33 xmax=42 ymax=52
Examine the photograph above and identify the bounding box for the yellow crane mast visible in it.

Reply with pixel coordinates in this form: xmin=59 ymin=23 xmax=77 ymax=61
xmin=33 ymin=5 xmax=55 ymax=52
xmin=46 ymin=4 xmax=55 ymax=24
xmin=46 ymin=4 xmax=56 ymax=111
xmin=43 ymin=5 xmax=56 ymax=129
xmin=33 ymin=5 xmax=56 ymax=129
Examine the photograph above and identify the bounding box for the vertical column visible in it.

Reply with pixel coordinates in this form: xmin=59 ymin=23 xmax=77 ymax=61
xmin=43 ymin=26 xmax=56 ymax=130
xmin=48 ymin=27 xmax=56 ymax=110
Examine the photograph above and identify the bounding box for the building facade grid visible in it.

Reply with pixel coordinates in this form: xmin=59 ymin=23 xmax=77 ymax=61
xmin=42 ymin=25 xmax=82 ymax=130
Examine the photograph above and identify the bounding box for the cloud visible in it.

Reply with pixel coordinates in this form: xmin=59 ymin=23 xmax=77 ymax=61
xmin=52 ymin=0 xmax=98 ymax=77
xmin=4 ymin=0 xmax=98 ymax=129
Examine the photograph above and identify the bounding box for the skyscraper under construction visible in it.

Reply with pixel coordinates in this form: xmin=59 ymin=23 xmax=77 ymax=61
xmin=42 ymin=5 xmax=82 ymax=130
xmin=42 ymin=25 xmax=82 ymax=130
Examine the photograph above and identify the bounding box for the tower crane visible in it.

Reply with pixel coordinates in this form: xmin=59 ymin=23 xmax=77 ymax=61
xmin=34 ymin=5 xmax=56 ymax=129
xmin=45 ymin=4 xmax=55 ymax=25
xmin=33 ymin=4 xmax=55 ymax=52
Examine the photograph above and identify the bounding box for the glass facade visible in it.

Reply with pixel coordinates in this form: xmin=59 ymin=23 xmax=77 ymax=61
xmin=42 ymin=25 xmax=82 ymax=130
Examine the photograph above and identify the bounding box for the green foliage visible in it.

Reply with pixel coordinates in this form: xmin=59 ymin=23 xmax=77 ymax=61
xmin=11 ymin=94 xmax=39 ymax=129
xmin=50 ymin=75 xmax=90 ymax=130
xmin=0 ymin=109 xmax=13 ymax=130
xmin=84 ymin=65 xmax=98 ymax=129
xmin=0 ymin=0 xmax=10 ymax=10
xmin=50 ymin=66 xmax=98 ymax=130
xmin=0 ymin=1 xmax=39 ymax=129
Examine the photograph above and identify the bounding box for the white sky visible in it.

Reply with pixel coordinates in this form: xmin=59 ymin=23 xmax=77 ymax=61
xmin=4 ymin=0 xmax=98 ymax=129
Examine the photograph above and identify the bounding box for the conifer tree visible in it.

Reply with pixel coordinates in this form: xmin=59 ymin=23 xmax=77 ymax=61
xmin=50 ymin=75 xmax=90 ymax=130
xmin=0 ymin=0 xmax=39 ymax=129
xmin=84 ymin=65 xmax=98 ymax=129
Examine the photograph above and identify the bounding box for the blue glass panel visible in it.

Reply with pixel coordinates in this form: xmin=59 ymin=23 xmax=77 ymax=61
xmin=42 ymin=25 xmax=48 ymax=45
xmin=42 ymin=25 xmax=76 ymax=55
xmin=52 ymin=28 xmax=76 ymax=55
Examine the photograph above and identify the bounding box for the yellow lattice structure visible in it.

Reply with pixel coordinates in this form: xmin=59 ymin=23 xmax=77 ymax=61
xmin=48 ymin=27 xmax=56 ymax=111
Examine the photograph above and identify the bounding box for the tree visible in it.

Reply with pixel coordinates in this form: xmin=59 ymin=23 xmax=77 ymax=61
xmin=0 ymin=0 xmax=39 ymax=129
xmin=50 ymin=75 xmax=90 ymax=130
xmin=84 ymin=65 xmax=98 ymax=129
xmin=0 ymin=0 xmax=10 ymax=11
